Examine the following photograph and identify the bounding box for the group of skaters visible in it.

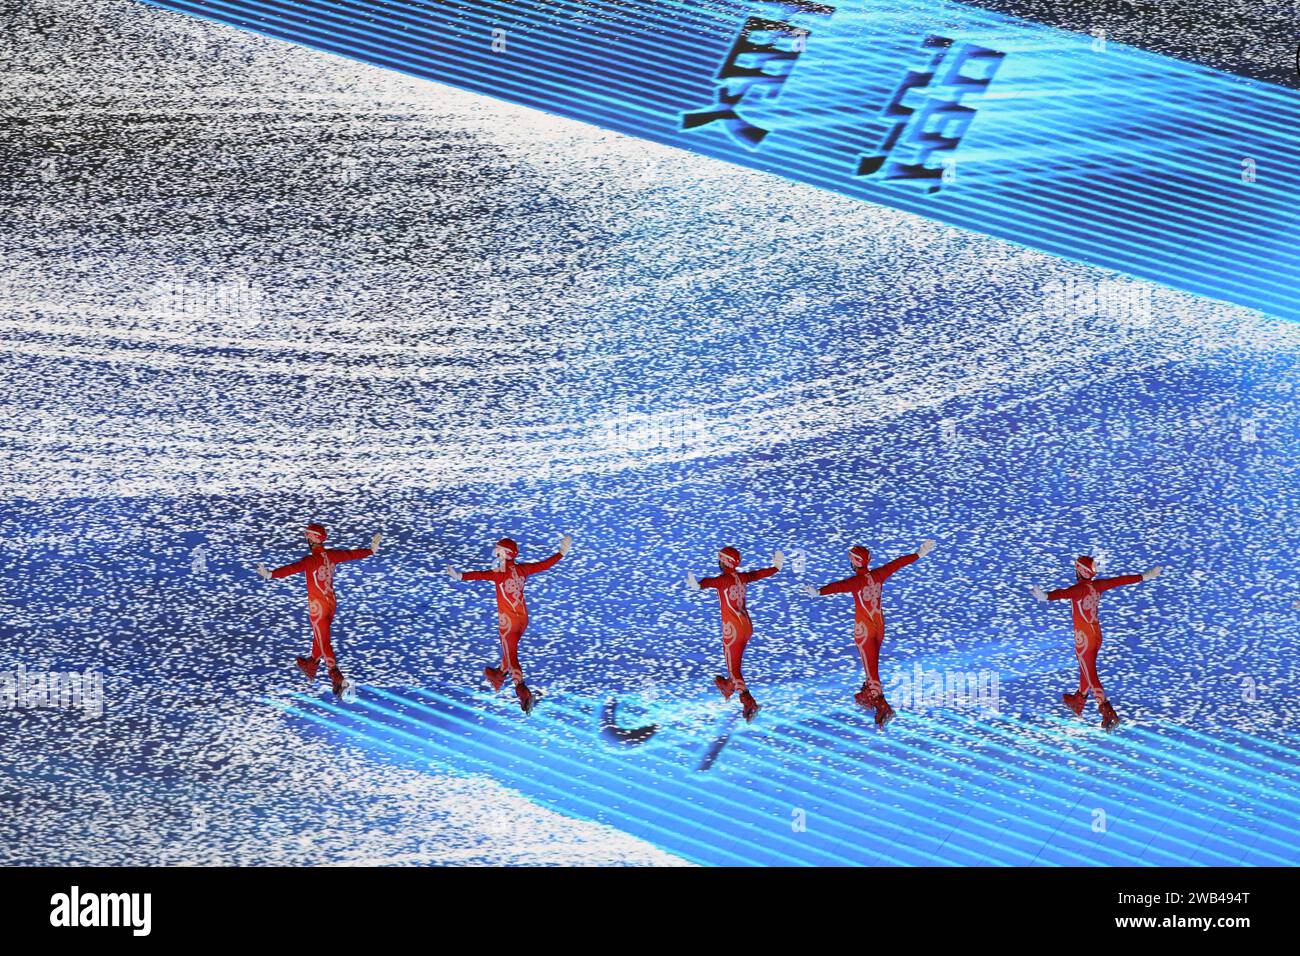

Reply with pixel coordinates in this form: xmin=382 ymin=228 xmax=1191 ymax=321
xmin=258 ymin=524 xmax=1163 ymax=731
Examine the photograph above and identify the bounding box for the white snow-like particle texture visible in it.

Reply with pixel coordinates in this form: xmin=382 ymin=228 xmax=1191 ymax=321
xmin=3 ymin=701 xmax=688 ymax=866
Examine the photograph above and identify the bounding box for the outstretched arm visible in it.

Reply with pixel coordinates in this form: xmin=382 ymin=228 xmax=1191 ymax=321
xmin=1045 ymin=582 xmax=1085 ymax=601
xmin=269 ymin=556 xmax=310 ymax=579
xmin=693 ymin=574 xmax=724 ymax=591
xmin=742 ymin=565 xmax=779 ymax=584
xmin=1096 ymin=571 xmax=1148 ymax=593
xmin=520 ymin=553 xmax=563 ymax=577
xmin=1035 ymin=566 xmax=1159 ymax=601
xmin=518 ymin=534 xmax=572 ymax=576
xmin=811 ymin=575 xmax=857 ymax=596
xmin=327 ymin=547 xmax=374 ymax=564
xmin=459 ymin=568 xmax=502 ymax=582
xmin=875 ymin=552 xmax=919 ymax=583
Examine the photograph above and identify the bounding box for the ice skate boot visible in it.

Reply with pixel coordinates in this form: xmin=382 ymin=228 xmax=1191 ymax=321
xmin=874 ymin=698 xmax=896 ymax=728
xmin=1099 ymin=699 xmax=1121 ymax=731
xmin=296 ymin=656 xmax=319 ymax=681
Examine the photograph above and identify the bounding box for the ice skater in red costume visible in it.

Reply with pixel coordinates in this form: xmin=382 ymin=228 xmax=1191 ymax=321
xmin=447 ymin=534 xmax=572 ymax=714
xmin=687 ymin=546 xmax=784 ymax=722
xmin=803 ymin=539 xmax=935 ymax=727
xmin=1031 ymin=555 xmax=1163 ymax=730
xmin=257 ymin=523 xmax=383 ymax=699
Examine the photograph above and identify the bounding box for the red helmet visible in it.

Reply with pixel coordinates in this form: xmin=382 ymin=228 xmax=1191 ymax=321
xmin=1074 ymin=555 xmax=1097 ymax=580
xmin=305 ymin=523 xmax=328 ymax=544
xmin=718 ymin=546 xmax=741 ymax=570
xmin=495 ymin=538 xmax=519 ymax=559
xmin=849 ymin=546 xmax=871 ymax=569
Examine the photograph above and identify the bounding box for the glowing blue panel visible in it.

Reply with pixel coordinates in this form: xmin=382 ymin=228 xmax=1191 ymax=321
xmin=137 ymin=0 xmax=1300 ymax=321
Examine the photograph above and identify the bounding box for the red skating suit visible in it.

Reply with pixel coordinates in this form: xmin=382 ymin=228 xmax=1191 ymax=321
xmin=1047 ymin=570 xmax=1143 ymax=700
xmin=818 ymin=551 xmax=918 ymax=698
xmin=271 ymin=544 xmax=374 ymax=668
xmin=697 ymin=564 xmax=778 ymax=693
xmin=462 ymin=551 xmax=563 ymax=683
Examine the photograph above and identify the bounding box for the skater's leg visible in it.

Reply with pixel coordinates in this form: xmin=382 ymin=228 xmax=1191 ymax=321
xmin=500 ymin=623 xmax=525 ymax=686
xmin=310 ymin=607 xmax=336 ymax=669
xmin=1076 ymin=633 xmax=1118 ymax=726
xmin=725 ymin=624 xmax=760 ymax=720
xmin=499 ymin=623 xmax=537 ymax=713
xmin=861 ymin=623 xmax=894 ymax=726
xmin=850 ymin=621 xmax=875 ymax=708
xmin=1071 ymin=632 xmax=1102 ymax=707
xmin=859 ymin=626 xmax=884 ymax=701
xmin=494 ymin=619 xmax=537 ymax=711
xmin=313 ymin=611 xmax=347 ymax=696
xmin=724 ymin=630 xmax=750 ymax=694
xmin=295 ymin=608 xmax=323 ymax=681
xmin=1084 ymin=654 xmax=1108 ymax=706
xmin=495 ymin=614 xmax=510 ymax=674
xmin=1081 ymin=637 xmax=1121 ymax=728
xmin=480 ymin=615 xmax=509 ymax=691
